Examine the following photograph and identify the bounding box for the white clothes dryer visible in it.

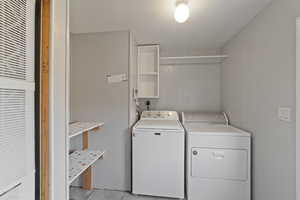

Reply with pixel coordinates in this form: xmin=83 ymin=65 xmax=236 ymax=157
xmin=182 ymin=112 xmax=251 ymax=200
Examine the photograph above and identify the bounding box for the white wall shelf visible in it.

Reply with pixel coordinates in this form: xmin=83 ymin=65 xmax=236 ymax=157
xmin=69 ymin=122 xmax=104 ymax=139
xmin=139 ymin=72 xmax=158 ymax=75
xmin=160 ymin=55 xmax=228 ymax=65
xmin=69 ymin=150 xmax=105 ymax=184
xmin=137 ymin=96 xmax=160 ymax=99
xmin=137 ymin=45 xmax=160 ymax=99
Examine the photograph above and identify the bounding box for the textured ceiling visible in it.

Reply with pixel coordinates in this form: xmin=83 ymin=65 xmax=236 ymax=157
xmin=70 ymin=0 xmax=273 ymax=56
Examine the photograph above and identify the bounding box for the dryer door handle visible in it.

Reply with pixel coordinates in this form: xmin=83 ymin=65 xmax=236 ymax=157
xmin=212 ymin=151 xmax=225 ymax=159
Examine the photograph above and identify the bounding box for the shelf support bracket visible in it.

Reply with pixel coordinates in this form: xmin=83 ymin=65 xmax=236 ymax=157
xmin=82 ymin=131 xmax=92 ymax=190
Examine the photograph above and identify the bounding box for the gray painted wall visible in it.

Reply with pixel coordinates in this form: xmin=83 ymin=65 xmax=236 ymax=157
xmin=70 ymin=30 xmax=221 ymax=191
xmin=70 ymin=31 xmax=131 ymax=191
xmin=139 ymin=63 xmax=221 ymax=114
xmin=221 ymin=0 xmax=300 ymax=199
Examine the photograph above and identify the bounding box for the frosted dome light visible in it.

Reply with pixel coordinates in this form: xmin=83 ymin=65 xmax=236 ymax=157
xmin=174 ymin=2 xmax=190 ymax=23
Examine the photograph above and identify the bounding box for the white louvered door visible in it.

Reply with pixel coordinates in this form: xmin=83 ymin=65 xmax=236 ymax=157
xmin=0 ymin=0 xmax=35 ymax=197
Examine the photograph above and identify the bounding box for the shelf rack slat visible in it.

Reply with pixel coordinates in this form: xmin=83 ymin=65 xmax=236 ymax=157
xmin=69 ymin=150 xmax=105 ymax=185
xmin=69 ymin=122 xmax=104 ymax=139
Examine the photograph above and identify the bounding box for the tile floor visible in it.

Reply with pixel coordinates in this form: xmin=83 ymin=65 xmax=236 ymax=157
xmin=70 ymin=187 xmax=177 ymax=200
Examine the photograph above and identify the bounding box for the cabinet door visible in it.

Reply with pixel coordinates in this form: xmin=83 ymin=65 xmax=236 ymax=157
xmin=137 ymin=45 xmax=159 ymax=98
xmin=0 ymin=185 xmax=21 ymax=200
xmin=0 ymin=0 xmax=35 ymax=192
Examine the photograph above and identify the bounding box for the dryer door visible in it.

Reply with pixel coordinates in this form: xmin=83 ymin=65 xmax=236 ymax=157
xmin=191 ymin=148 xmax=248 ymax=181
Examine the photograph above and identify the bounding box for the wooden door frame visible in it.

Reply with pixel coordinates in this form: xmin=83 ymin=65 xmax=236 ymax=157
xmin=40 ymin=0 xmax=50 ymax=199
xmin=40 ymin=0 xmax=70 ymax=199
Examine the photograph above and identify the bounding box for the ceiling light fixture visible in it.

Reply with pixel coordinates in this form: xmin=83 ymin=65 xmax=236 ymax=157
xmin=174 ymin=1 xmax=190 ymax=23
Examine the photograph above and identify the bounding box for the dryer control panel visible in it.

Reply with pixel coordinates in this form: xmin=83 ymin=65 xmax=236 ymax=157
xmin=141 ymin=111 xmax=179 ymax=120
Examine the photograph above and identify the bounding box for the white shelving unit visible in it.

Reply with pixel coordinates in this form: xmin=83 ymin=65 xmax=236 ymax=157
xmin=68 ymin=122 xmax=105 ymax=190
xmin=160 ymin=55 xmax=228 ymax=65
xmin=137 ymin=45 xmax=160 ymax=99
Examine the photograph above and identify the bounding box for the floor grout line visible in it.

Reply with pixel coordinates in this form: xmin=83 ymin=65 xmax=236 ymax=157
xmin=70 ymin=188 xmax=180 ymax=200
xmin=86 ymin=190 xmax=95 ymax=200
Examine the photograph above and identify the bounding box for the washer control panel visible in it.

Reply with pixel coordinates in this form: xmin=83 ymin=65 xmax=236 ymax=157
xmin=141 ymin=111 xmax=179 ymax=120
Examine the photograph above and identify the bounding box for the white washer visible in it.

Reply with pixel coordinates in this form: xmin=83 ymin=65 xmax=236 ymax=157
xmin=132 ymin=111 xmax=185 ymax=199
xmin=182 ymin=112 xmax=251 ymax=200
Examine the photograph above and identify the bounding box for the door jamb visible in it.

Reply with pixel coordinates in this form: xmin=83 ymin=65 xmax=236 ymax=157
xmin=40 ymin=0 xmax=70 ymax=199
xmin=296 ymin=17 xmax=300 ymax=200
xmin=35 ymin=0 xmax=42 ymax=199
xmin=48 ymin=0 xmax=69 ymax=199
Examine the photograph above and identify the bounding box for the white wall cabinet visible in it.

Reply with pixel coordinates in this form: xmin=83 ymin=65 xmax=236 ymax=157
xmin=137 ymin=45 xmax=159 ymax=98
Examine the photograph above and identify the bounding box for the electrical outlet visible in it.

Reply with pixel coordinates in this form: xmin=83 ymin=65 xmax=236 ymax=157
xmin=107 ymin=73 xmax=127 ymax=83
xmin=278 ymin=107 xmax=291 ymax=122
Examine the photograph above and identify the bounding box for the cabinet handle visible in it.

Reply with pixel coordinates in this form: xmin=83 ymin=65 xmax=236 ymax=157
xmin=154 ymin=133 xmax=161 ymax=136
xmin=0 ymin=183 xmax=21 ymax=197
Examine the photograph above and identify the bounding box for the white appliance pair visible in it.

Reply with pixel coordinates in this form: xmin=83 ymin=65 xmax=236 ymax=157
xmin=132 ymin=111 xmax=251 ymax=200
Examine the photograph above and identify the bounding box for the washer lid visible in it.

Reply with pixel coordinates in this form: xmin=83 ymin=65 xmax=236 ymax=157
xmin=185 ymin=124 xmax=250 ymax=137
xmin=182 ymin=112 xmax=228 ymax=125
xmin=134 ymin=120 xmax=183 ymax=130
